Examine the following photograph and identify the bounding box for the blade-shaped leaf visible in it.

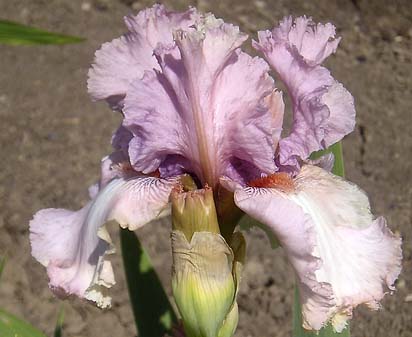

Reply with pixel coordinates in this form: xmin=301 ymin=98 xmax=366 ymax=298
xmin=0 ymin=256 xmax=6 ymax=282
xmin=120 ymin=229 xmax=177 ymax=337
xmin=0 ymin=20 xmax=84 ymax=45
xmin=53 ymin=305 xmax=64 ymax=337
xmin=293 ymin=141 xmax=349 ymax=337
xmin=309 ymin=141 xmax=345 ymax=177
xmin=0 ymin=309 xmax=47 ymax=337
xmin=330 ymin=141 xmax=345 ymax=177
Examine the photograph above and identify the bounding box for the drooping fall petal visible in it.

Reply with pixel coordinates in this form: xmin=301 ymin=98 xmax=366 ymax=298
xmin=234 ymin=165 xmax=401 ymax=331
xmin=30 ymin=176 xmax=177 ymax=307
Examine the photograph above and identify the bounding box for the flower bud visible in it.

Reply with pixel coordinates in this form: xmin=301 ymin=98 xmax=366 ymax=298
xmin=171 ymin=187 xmax=220 ymax=240
xmin=170 ymin=187 xmax=245 ymax=337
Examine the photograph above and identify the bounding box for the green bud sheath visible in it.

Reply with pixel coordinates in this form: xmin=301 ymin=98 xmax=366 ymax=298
xmin=171 ymin=187 xmax=220 ymax=241
xmin=216 ymin=232 xmax=246 ymax=337
xmin=172 ymin=231 xmax=235 ymax=337
xmin=170 ymin=187 xmax=245 ymax=337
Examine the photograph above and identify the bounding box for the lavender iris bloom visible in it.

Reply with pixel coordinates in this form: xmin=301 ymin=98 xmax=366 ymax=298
xmin=29 ymin=5 xmax=401 ymax=332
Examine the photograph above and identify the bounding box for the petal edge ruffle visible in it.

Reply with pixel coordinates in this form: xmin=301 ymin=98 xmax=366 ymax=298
xmin=87 ymin=4 xmax=197 ymax=110
xmin=30 ymin=176 xmax=178 ymax=307
xmin=254 ymin=17 xmax=355 ymax=168
xmin=234 ymin=165 xmax=402 ymax=331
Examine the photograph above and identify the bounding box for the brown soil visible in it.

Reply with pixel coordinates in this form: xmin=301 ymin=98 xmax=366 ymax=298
xmin=0 ymin=0 xmax=411 ymax=336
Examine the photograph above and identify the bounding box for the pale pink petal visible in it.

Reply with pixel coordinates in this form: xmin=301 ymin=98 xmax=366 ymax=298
xmin=124 ymin=14 xmax=276 ymax=186
xmin=30 ymin=176 xmax=177 ymax=307
xmin=111 ymin=125 xmax=133 ymax=154
xmin=254 ymin=17 xmax=355 ymax=167
xmin=266 ymin=90 xmax=285 ymax=150
xmin=99 ymin=151 xmax=140 ymax=188
xmin=223 ymin=158 xmax=264 ymax=186
xmin=212 ymin=52 xmax=277 ymax=175
xmin=124 ymin=70 xmax=190 ymax=175
xmin=111 ymin=177 xmax=177 ymax=230
xmin=87 ymin=4 xmax=197 ymax=109
xmin=219 ymin=176 xmax=243 ymax=193
xmin=286 ymin=16 xmax=341 ymax=66
xmin=234 ymin=184 xmax=334 ymax=330
xmin=321 ymin=82 xmax=356 ymax=146
xmin=234 ymin=165 xmax=401 ymax=331
xmin=158 ymin=155 xmax=194 ymax=178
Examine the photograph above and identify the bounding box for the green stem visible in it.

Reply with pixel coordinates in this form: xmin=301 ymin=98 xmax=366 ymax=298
xmin=330 ymin=142 xmax=345 ymax=177
xmin=292 ymin=141 xmax=348 ymax=337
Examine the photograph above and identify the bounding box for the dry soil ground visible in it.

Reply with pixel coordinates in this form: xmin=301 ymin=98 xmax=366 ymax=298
xmin=0 ymin=0 xmax=411 ymax=336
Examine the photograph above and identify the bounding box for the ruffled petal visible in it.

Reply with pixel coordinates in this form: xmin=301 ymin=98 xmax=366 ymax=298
xmin=124 ymin=70 xmax=190 ymax=175
xmin=99 ymin=150 xmax=135 ymax=188
xmin=124 ymin=13 xmax=276 ymax=186
xmin=266 ymin=90 xmax=285 ymax=150
xmin=30 ymin=176 xmax=177 ymax=307
xmin=234 ymin=165 xmax=401 ymax=331
xmin=111 ymin=125 xmax=133 ymax=154
xmin=254 ymin=17 xmax=355 ymax=168
xmin=87 ymin=4 xmax=197 ymax=109
xmin=212 ymin=52 xmax=277 ymax=176
xmin=284 ymin=16 xmax=341 ymax=66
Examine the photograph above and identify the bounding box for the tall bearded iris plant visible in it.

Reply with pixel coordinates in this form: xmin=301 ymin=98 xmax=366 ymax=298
xmin=29 ymin=5 xmax=402 ymax=337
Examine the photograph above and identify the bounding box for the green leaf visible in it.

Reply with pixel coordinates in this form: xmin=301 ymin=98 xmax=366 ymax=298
xmin=0 ymin=255 xmax=6 ymax=282
xmin=0 ymin=20 xmax=84 ymax=45
xmin=120 ymin=229 xmax=177 ymax=337
xmin=293 ymin=141 xmax=349 ymax=337
xmin=330 ymin=142 xmax=345 ymax=177
xmin=310 ymin=141 xmax=345 ymax=177
xmin=0 ymin=309 xmax=47 ymax=337
xmin=53 ymin=305 xmax=65 ymax=337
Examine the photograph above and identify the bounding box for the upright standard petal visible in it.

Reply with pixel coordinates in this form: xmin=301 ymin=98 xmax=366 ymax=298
xmin=266 ymin=90 xmax=285 ymax=150
xmin=124 ymin=13 xmax=276 ymax=186
xmin=30 ymin=176 xmax=177 ymax=307
xmin=111 ymin=125 xmax=133 ymax=155
xmin=87 ymin=4 xmax=197 ymax=109
xmin=234 ymin=165 xmax=401 ymax=331
xmin=254 ymin=17 xmax=355 ymax=168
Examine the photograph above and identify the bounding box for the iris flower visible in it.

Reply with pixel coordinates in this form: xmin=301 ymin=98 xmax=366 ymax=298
xmin=29 ymin=5 xmax=401 ymax=332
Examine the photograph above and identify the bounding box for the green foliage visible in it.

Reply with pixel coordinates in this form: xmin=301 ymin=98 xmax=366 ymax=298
xmin=120 ymin=229 xmax=177 ymax=337
xmin=53 ymin=306 xmax=65 ymax=337
xmin=0 ymin=255 xmax=6 ymax=282
xmin=329 ymin=142 xmax=345 ymax=177
xmin=0 ymin=20 xmax=84 ymax=45
xmin=0 ymin=256 xmax=56 ymax=337
xmin=0 ymin=309 xmax=47 ymax=337
xmin=293 ymin=141 xmax=349 ymax=337
xmin=310 ymin=142 xmax=345 ymax=177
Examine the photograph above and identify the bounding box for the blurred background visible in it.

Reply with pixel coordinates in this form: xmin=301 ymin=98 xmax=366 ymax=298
xmin=0 ymin=0 xmax=411 ymax=336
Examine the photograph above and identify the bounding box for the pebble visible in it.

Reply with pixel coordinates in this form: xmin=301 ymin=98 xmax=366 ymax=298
xmin=81 ymin=2 xmax=92 ymax=11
